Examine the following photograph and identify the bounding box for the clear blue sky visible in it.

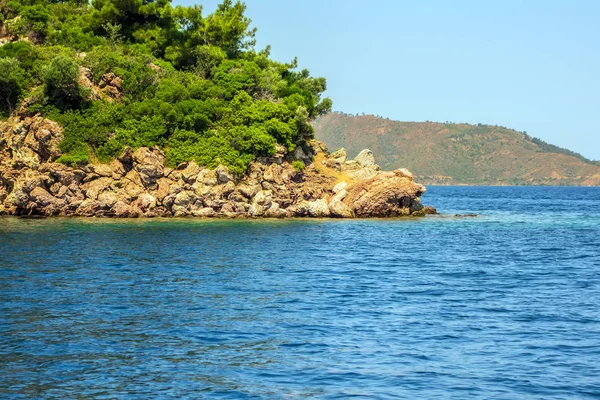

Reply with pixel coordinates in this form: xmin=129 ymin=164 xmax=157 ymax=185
xmin=177 ymin=0 xmax=600 ymax=160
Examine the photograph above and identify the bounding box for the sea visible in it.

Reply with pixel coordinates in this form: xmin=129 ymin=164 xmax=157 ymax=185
xmin=1 ymin=186 xmax=599 ymax=399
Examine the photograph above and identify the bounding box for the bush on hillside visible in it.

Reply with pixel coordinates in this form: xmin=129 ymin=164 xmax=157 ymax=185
xmin=0 ymin=0 xmax=332 ymax=172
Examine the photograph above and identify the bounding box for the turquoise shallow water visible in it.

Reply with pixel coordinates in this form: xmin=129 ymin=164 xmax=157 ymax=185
xmin=1 ymin=186 xmax=600 ymax=399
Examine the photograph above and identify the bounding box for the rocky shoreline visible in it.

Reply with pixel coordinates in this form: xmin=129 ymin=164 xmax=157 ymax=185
xmin=0 ymin=114 xmax=436 ymax=218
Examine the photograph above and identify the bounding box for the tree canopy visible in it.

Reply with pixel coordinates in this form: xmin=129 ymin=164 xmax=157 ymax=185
xmin=0 ymin=0 xmax=332 ymax=172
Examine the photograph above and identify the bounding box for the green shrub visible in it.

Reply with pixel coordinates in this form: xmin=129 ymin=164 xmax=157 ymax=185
xmin=0 ymin=57 xmax=25 ymax=115
xmin=292 ymin=160 xmax=305 ymax=172
xmin=0 ymin=41 xmax=39 ymax=71
xmin=43 ymin=54 xmax=87 ymax=108
xmin=56 ymin=141 xmax=90 ymax=167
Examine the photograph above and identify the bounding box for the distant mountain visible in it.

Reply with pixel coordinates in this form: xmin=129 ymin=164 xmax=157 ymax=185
xmin=313 ymin=113 xmax=600 ymax=186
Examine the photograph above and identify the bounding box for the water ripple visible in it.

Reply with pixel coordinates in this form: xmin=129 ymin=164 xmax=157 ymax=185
xmin=1 ymin=186 xmax=600 ymax=399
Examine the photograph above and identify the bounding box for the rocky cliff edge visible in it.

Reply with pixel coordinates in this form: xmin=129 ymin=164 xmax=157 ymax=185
xmin=0 ymin=114 xmax=436 ymax=218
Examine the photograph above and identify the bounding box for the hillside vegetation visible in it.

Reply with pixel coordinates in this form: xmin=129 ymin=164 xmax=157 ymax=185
xmin=314 ymin=113 xmax=600 ymax=186
xmin=0 ymin=0 xmax=331 ymax=173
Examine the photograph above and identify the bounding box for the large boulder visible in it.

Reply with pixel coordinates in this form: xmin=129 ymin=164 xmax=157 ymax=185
xmin=81 ymin=177 xmax=113 ymax=200
xmin=330 ymin=148 xmax=347 ymax=163
xmin=329 ymin=198 xmax=354 ymax=218
xmin=215 ymin=165 xmax=233 ymax=184
xmin=24 ymin=117 xmax=63 ymax=163
xmin=344 ymin=169 xmax=426 ymax=217
xmin=249 ymin=190 xmax=272 ymax=216
xmin=28 ymin=187 xmax=65 ymax=215
xmin=307 ymin=199 xmax=330 ymax=217
xmin=341 ymin=149 xmax=381 ymax=181
xmin=181 ymin=162 xmax=201 ymax=184
xmin=132 ymin=147 xmax=165 ymax=189
xmin=354 ymin=149 xmax=376 ymax=167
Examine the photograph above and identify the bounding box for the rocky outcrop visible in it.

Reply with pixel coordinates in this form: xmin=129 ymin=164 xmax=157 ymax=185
xmin=344 ymin=170 xmax=426 ymax=217
xmin=0 ymin=114 xmax=436 ymax=218
xmin=78 ymin=67 xmax=123 ymax=102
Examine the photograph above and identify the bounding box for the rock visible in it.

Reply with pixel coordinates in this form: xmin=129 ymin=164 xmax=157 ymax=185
xmin=326 ymin=158 xmax=343 ymax=170
xmin=193 ymin=207 xmax=215 ymax=217
xmin=307 ymin=199 xmax=330 ymax=217
xmin=309 ymin=140 xmax=328 ymax=155
xmin=88 ymin=164 xmax=113 ymax=177
xmin=148 ymin=63 xmax=162 ymax=72
xmin=329 ymin=198 xmax=354 ymax=218
xmin=109 ymin=160 xmax=127 ymax=179
xmin=220 ymin=202 xmax=235 ymax=214
xmin=99 ymin=72 xmax=123 ymax=100
xmin=346 ymin=165 xmax=380 ymax=181
xmin=344 ymin=170 xmax=426 ymax=217
xmin=136 ymin=193 xmax=156 ymax=211
xmin=410 ymin=200 xmax=424 ymax=214
xmin=44 ymin=164 xmax=85 ymax=187
xmin=340 ymin=149 xmax=381 ymax=181
xmin=111 ymin=201 xmax=142 ymax=217
xmin=155 ymin=177 xmax=172 ymax=203
xmin=354 ymin=149 xmax=376 ymax=167
xmin=98 ymin=191 xmax=118 ymax=208
xmin=162 ymin=194 xmax=176 ymax=211
xmin=249 ymin=190 xmax=272 ymax=216
xmin=221 ymin=181 xmax=236 ymax=198
xmin=118 ymin=146 xmax=134 ymax=167
xmin=264 ymin=202 xmax=286 ymax=218
xmin=215 ymin=165 xmax=233 ymax=184
xmin=293 ymin=145 xmax=312 ymax=163
xmin=395 ymin=168 xmax=414 ymax=180
xmin=82 ymin=172 xmax=100 ymax=184
xmin=77 ymin=199 xmax=111 ymax=216
xmin=122 ymin=180 xmax=144 ymax=201
xmin=253 ymin=190 xmax=272 ymax=206
xmin=174 ymin=191 xmax=192 ymax=208
xmin=124 ymin=169 xmax=143 ymax=187
xmin=226 ymin=192 xmax=243 ymax=203
xmin=1 ymin=115 xmax=63 ymax=168
xmin=29 ymin=187 xmax=65 ymax=215
xmin=261 ymin=181 xmax=274 ymax=191
xmin=287 ymin=200 xmax=309 ymax=217
xmin=271 ymin=144 xmax=286 ymax=165
xmin=332 ymin=181 xmax=348 ymax=194
xmin=193 ymin=182 xmax=211 ymax=197
xmin=132 ymin=147 xmax=164 ymax=188
xmin=263 ymin=165 xmax=275 ymax=182
xmin=332 ymin=189 xmax=347 ymax=202
xmin=424 ymin=206 xmax=437 ymax=215
xmin=197 ymin=169 xmax=218 ymax=186
xmin=26 ymin=117 xmax=63 ymax=163
xmin=81 ymin=177 xmax=113 ymax=200
xmin=78 ymin=66 xmax=102 ymax=100
xmin=181 ymin=162 xmax=201 ymax=183
xmin=248 ymin=202 xmax=264 ymax=216
xmin=330 ymin=148 xmax=347 ymax=161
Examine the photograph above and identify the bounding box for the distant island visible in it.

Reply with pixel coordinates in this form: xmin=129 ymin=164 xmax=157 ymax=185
xmin=0 ymin=0 xmax=433 ymax=217
xmin=314 ymin=113 xmax=600 ymax=186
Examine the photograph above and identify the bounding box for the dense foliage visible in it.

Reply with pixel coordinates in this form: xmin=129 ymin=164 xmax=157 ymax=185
xmin=0 ymin=0 xmax=332 ymax=172
xmin=523 ymin=134 xmax=600 ymax=166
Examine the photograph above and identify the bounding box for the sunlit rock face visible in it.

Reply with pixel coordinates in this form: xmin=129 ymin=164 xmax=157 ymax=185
xmin=0 ymin=115 xmax=435 ymax=218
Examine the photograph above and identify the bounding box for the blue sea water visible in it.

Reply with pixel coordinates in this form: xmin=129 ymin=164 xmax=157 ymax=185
xmin=1 ymin=186 xmax=600 ymax=399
